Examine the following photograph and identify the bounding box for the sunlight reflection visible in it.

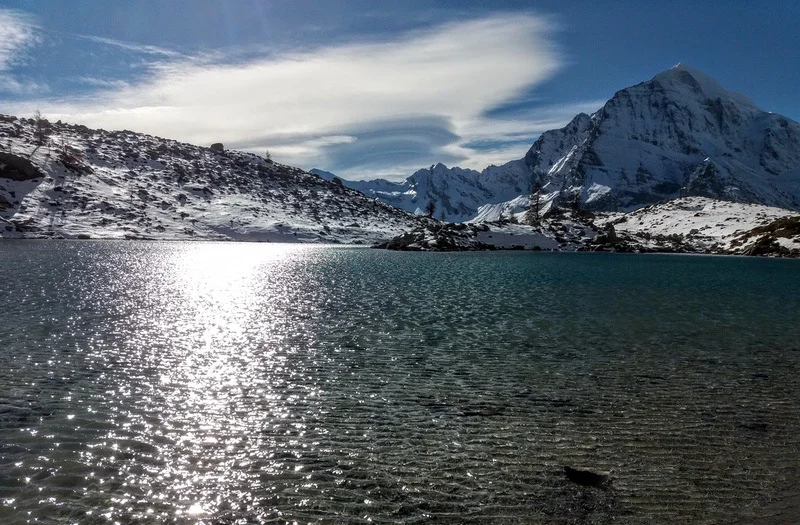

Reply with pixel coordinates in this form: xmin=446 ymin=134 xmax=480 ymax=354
xmin=126 ymin=242 xmax=323 ymax=519
xmin=176 ymin=242 xmax=306 ymax=293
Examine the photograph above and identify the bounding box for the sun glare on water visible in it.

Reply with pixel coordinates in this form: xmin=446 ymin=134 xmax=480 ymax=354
xmin=101 ymin=242 xmax=326 ymax=520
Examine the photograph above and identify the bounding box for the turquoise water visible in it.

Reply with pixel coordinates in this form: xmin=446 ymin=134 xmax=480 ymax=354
xmin=0 ymin=242 xmax=799 ymax=523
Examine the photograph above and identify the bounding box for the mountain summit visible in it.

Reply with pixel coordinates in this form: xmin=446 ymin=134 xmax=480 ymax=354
xmin=324 ymin=65 xmax=800 ymax=221
xmin=526 ymin=63 xmax=800 ymax=210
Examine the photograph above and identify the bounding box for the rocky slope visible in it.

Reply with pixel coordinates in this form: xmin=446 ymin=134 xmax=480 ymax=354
xmin=321 ymin=65 xmax=800 ymax=220
xmin=0 ymin=115 xmax=426 ymax=242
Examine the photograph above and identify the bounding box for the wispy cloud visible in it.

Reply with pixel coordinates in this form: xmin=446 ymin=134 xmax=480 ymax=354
xmin=73 ymin=77 xmax=131 ymax=89
xmin=0 ymin=75 xmax=49 ymax=96
xmin=436 ymin=99 xmax=605 ymax=172
xmin=0 ymin=9 xmax=44 ymax=95
xmin=76 ymin=34 xmax=183 ymax=58
xmin=0 ymin=9 xmax=39 ymax=70
xmin=1 ymin=12 xmax=592 ymax=180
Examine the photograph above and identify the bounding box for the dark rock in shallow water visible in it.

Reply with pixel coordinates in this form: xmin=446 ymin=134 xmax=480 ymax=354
xmin=737 ymin=419 xmax=768 ymax=432
xmin=564 ymin=466 xmax=610 ymax=487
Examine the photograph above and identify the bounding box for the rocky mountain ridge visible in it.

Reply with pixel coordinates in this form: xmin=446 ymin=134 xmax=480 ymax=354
xmin=320 ymin=65 xmax=800 ymax=221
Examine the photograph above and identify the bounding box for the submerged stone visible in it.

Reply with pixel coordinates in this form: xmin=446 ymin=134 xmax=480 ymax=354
xmin=564 ymin=466 xmax=610 ymax=487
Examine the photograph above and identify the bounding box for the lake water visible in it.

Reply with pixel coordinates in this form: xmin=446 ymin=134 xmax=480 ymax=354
xmin=1 ymin=241 xmax=799 ymax=524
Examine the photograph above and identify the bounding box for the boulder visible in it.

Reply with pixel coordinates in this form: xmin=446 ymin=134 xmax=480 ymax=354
xmin=209 ymin=143 xmax=224 ymax=152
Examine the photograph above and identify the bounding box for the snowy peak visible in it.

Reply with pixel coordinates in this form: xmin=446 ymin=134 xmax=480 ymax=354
xmin=651 ymin=63 xmax=757 ymax=109
xmin=524 ymin=65 xmax=800 ymax=211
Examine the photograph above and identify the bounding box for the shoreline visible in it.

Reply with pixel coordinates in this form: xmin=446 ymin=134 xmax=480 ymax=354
xmin=2 ymin=236 xmax=799 ymax=259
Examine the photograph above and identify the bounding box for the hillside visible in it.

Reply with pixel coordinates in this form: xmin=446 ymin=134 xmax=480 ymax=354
xmin=320 ymin=65 xmax=800 ymax=221
xmin=0 ymin=115 xmax=425 ymax=242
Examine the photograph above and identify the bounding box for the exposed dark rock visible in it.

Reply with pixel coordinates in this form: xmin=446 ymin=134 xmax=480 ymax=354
xmin=605 ymin=223 xmax=618 ymax=243
xmin=734 ymin=216 xmax=800 ymax=257
xmin=740 ymin=236 xmax=791 ymax=257
xmin=209 ymin=143 xmax=224 ymax=152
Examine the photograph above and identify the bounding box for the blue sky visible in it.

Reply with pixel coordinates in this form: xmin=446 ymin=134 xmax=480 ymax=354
xmin=0 ymin=0 xmax=797 ymax=180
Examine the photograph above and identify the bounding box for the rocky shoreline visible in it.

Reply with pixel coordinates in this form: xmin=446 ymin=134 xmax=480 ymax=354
xmin=374 ymin=199 xmax=800 ymax=258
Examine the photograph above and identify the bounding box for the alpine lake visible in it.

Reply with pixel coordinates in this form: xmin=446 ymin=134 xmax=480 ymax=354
xmin=1 ymin=241 xmax=799 ymax=524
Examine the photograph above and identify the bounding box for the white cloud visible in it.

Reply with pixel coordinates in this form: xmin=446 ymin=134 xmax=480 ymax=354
xmin=0 ymin=75 xmax=48 ymax=96
xmin=1 ymin=13 xmax=591 ymax=180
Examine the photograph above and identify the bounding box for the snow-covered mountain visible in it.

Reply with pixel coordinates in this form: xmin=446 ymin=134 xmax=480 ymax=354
xmin=311 ymin=161 xmax=530 ymax=223
xmin=319 ymin=64 xmax=800 ymax=220
xmin=0 ymin=115 xmax=426 ymax=242
xmin=527 ymin=64 xmax=800 ymax=211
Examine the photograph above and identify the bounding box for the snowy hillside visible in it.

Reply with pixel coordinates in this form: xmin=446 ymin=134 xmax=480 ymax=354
xmin=597 ymin=197 xmax=800 ymax=255
xmin=320 ymin=65 xmax=800 ymax=220
xmin=0 ymin=115 xmax=426 ymax=242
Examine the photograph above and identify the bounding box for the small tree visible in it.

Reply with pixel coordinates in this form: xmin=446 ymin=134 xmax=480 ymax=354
xmin=265 ymin=150 xmax=272 ymax=162
xmin=525 ymin=179 xmax=543 ymax=225
xmin=33 ymin=109 xmax=49 ymax=146
xmin=571 ymin=191 xmax=581 ymax=210
xmin=424 ymin=199 xmax=436 ymax=218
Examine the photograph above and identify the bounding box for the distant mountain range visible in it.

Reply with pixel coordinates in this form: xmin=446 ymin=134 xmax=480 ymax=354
xmin=316 ymin=64 xmax=800 ymax=222
xmin=0 ymin=116 xmax=424 ymax=241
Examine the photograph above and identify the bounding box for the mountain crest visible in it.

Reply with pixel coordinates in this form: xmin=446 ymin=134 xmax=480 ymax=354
xmin=650 ymin=63 xmax=757 ymax=108
xmin=320 ymin=66 xmax=800 ymax=221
